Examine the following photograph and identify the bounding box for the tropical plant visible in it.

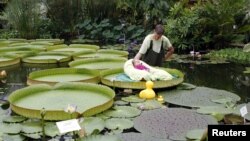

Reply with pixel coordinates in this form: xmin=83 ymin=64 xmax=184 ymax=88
xmin=4 ymin=0 xmax=41 ymax=39
xmin=44 ymin=0 xmax=84 ymax=40
xmin=197 ymin=0 xmax=250 ymax=49
xmin=165 ymin=0 xmax=200 ymax=52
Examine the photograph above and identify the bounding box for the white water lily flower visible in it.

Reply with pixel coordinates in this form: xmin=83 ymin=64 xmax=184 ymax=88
xmin=64 ymin=104 xmax=77 ymax=113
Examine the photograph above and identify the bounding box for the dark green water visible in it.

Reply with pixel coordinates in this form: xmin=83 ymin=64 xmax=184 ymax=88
xmin=0 ymin=61 xmax=250 ymax=103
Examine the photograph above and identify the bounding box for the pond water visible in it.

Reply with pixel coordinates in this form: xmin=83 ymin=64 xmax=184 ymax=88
xmin=1 ymin=60 xmax=249 ymax=103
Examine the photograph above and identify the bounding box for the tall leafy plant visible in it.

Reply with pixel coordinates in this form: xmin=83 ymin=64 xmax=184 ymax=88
xmin=4 ymin=0 xmax=41 ymax=39
xmin=45 ymin=0 xmax=84 ymax=40
xmin=165 ymin=0 xmax=200 ymax=52
xmin=197 ymin=0 xmax=250 ymax=49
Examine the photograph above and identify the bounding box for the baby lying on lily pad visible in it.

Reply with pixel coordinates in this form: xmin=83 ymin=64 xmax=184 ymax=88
xmin=124 ymin=59 xmax=173 ymax=81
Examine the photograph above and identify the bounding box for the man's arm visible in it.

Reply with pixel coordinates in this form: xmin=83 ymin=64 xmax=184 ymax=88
xmin=134 ymin=52 xmax=142 ymax=61
xmin=165 ymin=46 xmax=174 ymax=60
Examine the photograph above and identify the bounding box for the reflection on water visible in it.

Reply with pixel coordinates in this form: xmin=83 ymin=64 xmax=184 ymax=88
xmin=165 ymin=62 xmax=250 ymax=103
xmin=0 ymin=61 xmax=250 ymax=103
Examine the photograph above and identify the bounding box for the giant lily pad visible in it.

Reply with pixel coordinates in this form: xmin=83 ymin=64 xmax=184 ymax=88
xmin=134 ymin=108 xmax=217 ymax=140
xmin=159 ymin=87 xmax=241 ymax=108
xmin=118 ymin=133 xmax=171 ymax=141
xmin=47 ymin=44 xmax=99 ymax=53
xmin=69 ymin=58 xmax=127 ymax=70
xmin=100 ymin=68 xmax=184 ymax=89
xmin=0 ymin=54 xmax=20 ymax=68
xmin=22 ymin=52 xmax=72 ymax=64
xmin=27 ymin=68 xmax=100 ymax=86
xmin=73 ymin=49 xmax=128 ymax=59
xmin=80 ymin=135 xmax=121 ymax=141
xmin=8 ymin=82 xmax=115 ymax=120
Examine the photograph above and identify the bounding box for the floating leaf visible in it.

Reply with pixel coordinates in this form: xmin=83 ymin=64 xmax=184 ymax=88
xmin=0 ymin=123 xmax=22 ymax=134
xmin=134 ymin=108 xmax=217 ymax=140
xmin=2 ymin=134 xmax=24 ymax=141
xmin=130 ymin=100 xmax=163 ymax=110
xmin=2 ymin=116 xmax=27 ymax=123
xmin=80 ymin=117 xmax=105 ymax=136
xmin=118 ymin=133 xmax=170 ymax=141
xmin=44 ymin=122 xmax=60 ymax=137
xmin=197 ymin=106 xmax=234 ymax=115
xmin=114 ymin=100 xmax=129 ymax=106
xmin=22 ymin=133 xmax=41 ymax=139
xmin=121 ymin=96 xmax=145 ymax=103
xmin=21 ymin=121 xmax=42 ymax=133
xmin=211 ymin=97 xmax=234 ymax=104
xmin=79 ymin=135 xmax=121 ymax=141
xmin=159 ymin=87 xmax=241 ymax=108
xmin=105 ymin=118 xmax=133 ymax=131
xmin=103 ymin=106 xmax=141 ymax=118
xmin=177 ymin=83 xmax=196 ymax=90
xmin=186 ymin=129 xmax=206 ymax=140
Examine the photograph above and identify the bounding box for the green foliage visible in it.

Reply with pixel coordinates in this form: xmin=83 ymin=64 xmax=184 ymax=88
xmin=45 ymin=0 xmax=84 ymax=40
xmin=197 ymin=0 xmax=250 ymax=49
xmin=165 ymin=0 xmax=200 ymax=51
xmin=76 ymin=19 xmax=147 ymax=44
xmin=4 ymin=0 xmax=41 ymax=39
xmin=165 ymin=0 xmax=250 ymax=52
xmin=206 ymin=48 xmax=250 ymax=64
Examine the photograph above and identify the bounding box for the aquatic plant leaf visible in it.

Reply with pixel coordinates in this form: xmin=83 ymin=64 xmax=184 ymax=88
xmin=103 ymin=106 xmax=141 ymax=118
xmin=2 ymin=134 xmax=24 ymax=141
xmin=121 ymin=95 xmax=145 ymax=103
xmin=105 ymin=118 xmax=133 ymax=131
xmin=211 ymin=97 xmax=234 ymax=104
xmin=2 ymin=115 xmax=27 ymax=123
xmin=0 ymin=123 xmax=21 ymax=134
xmin=130 ymin=100 xmax=163 ymax=110
xmin=134 ymin=108 xmax=217 ymax=140
xmin=8 ymin=82 xmax=115 ymax=120
xmin=44 ymin=122 xmax=60 ymax=137
xmin=196 ymin=106 xmax=234 ymax=115
xmin=69 ymin=57 xmax=127 ymax=70
xmin=118 ymin=133 xmax=170 ymax=141
xmin=21 ymin=121 xmax=42 ymax=133
xmin=177 ymin=83 xmax=196 ymax=90
xmin=80 ymin=135 xmax=121 ymax=141
xmin=186 ymin=129 xmax=206 ymax=140
xmin=114 ymin=100 xmax=129 ymax=106
xmin=22 ymin=133 xmax=41 ymax=139
xmin=100 ymin=68 xmax=184 ymax=89
xmin=27 ymin=68 xmax=100 ymax=85
xmin=80 ymin=117 xmax=105 ymax=136
xmin=159 ymin=87 xmax=241 ymax=108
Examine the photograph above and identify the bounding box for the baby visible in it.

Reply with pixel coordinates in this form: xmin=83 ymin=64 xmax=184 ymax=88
xmin=132 ymin=59 xmax=150 ymax=71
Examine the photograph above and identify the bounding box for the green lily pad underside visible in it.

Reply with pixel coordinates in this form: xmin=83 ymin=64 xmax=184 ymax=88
xmin=100 ymin=68 xmax=184 ymax=89
xmin=8 ymin=82 xmax=115 ymax=120
xmin=159 ymin=87 xmax=241 ymax=108
xmin=27 ymin=68 xmax=100 ymax=85
xmin=69 ymin=58 xmax=127 ymax=70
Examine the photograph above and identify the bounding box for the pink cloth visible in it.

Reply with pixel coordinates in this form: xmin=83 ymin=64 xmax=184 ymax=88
xmin=134 ymin=64 xmax=149 ymax=71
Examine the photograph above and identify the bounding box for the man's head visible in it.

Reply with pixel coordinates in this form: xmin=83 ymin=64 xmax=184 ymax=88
xmin=154 ymin=24 xmax=164 ymax=40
